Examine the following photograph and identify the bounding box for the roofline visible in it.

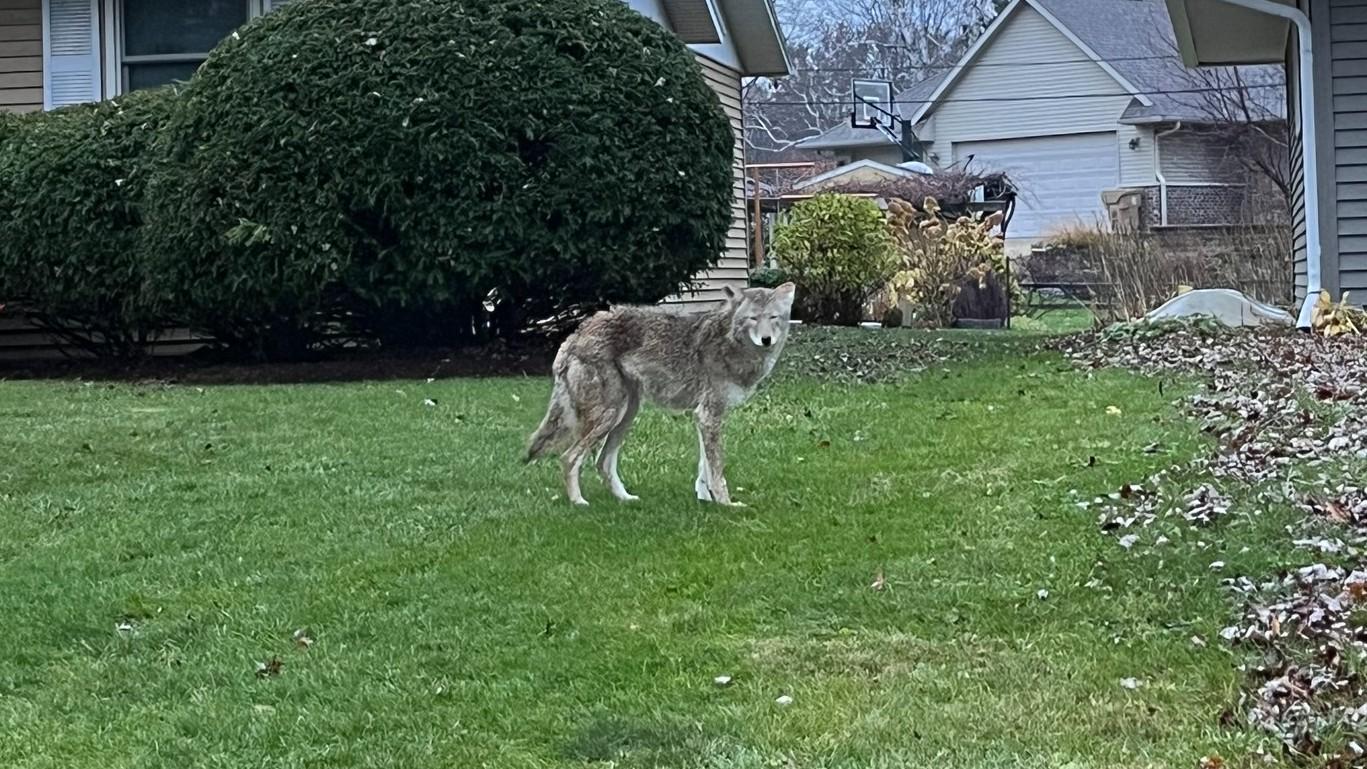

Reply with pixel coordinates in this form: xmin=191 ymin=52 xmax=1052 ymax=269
xmin=758 ymin=0 xmax=792 ymax=76
xmin=791 ymin=159 xmax=923 ymax=190
xmin=1028 ymin=0 xmax=1154 ymax=107
xmin=718 ymin=0 xmax=790 ymax=76
xmin=1164 ymin=0 xmax=1203 ymax=67
xmin=907 ymin=0 xmax=1153 ymax=125
xmin=1119 ymin=114 xmax=1282 ymax=125
xmin=795 ymin=130 xmax=897 ymax=151
xmin=1162 ymin=0 xmax=1293 ymax=67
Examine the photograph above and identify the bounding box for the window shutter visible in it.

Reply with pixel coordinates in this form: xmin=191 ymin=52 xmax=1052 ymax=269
xmin=42 ymin=0 xmax=100 ymax=109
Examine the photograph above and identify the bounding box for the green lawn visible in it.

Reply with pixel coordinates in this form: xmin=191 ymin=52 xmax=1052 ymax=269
xmin=0 ymin=329 xmax=1290 ymax=768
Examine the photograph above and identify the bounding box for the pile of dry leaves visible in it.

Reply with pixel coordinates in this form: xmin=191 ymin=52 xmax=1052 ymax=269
xmin=1058 ymin=324 xmax=1367 ymax=763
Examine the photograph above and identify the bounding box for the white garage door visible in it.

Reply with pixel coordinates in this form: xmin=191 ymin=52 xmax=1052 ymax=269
xmin=953 ymin=132 xmax=1118 ymax=241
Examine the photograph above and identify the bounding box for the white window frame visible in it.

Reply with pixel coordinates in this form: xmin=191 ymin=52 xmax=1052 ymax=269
xmin=102 ymin=0 xmax=265 ymax=97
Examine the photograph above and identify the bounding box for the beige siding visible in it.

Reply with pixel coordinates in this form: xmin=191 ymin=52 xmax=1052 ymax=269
xmin=0 ymin=0 xmax=41 ymax=113
xmin=668 ymin=53 xmax=749 ymax=308
xmin=1117 ymin=124 xmax=1155 ymax=187
xmin=1332 ymin=0 xmax=1367 ymax=295
xmin=925 ymin=5 xmax=1134 ymax=144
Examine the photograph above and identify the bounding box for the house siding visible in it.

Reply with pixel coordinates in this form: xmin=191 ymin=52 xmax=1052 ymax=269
xmin=1158 ymin=129 xmax=1242 ymax=183
xmin=1332 ymin=0 xmax=1367 ymax=296
xmin=1289 ymin=0 xmax=1308 ymax=296
xmin=668 ymin=52 xmax=750 ymax=308
xmin=1118 ymin=124 xmax=1155 ymax=187
xmin=0 ymin=0 xmax=41 ymax=113
xmin=838 ymin=145 xmax=903 ymax=166
xmin=924 ymin=4 xmax=1134 ymax=159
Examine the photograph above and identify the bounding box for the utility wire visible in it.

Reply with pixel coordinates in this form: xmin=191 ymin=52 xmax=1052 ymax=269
xmin=782 ymin=53 xmax=1203 ymax=74
xmin=752 ymin=82 xmax=1286 ymax=107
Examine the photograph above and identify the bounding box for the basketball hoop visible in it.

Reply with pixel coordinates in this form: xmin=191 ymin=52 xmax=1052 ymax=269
xmin=850 ymin=78 xmax=893 ymax=129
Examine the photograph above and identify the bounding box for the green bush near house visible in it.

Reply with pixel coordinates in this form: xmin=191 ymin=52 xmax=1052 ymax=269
xmin=748 ymin=266 xmax=791 ymax=289
xmin=0 ymin=89 xmax=174 ymax=353
xmin=0 ymin=111 xmax=21 ymax=145
xmin=771 ymin=193 xmax=897 ymax=325
xmin=144 ymin=0 xmax=735 ymax=357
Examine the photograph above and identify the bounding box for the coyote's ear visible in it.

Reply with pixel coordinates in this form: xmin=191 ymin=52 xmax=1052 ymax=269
xmin=772 ymin=282 xmax=796 ymax=312
xmin=722 ymin=285 xmax=742 ymax=304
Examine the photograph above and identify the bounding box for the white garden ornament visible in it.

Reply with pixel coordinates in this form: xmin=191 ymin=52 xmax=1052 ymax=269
xmin=1143 ymin=288 xmax=1293 ymax=328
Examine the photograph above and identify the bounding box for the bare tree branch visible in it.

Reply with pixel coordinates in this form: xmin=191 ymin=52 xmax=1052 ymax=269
xmin=743 ymin=0 xmax=1003 ymax=159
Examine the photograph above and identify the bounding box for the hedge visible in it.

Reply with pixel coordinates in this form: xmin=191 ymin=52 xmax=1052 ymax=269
xmin=771 ymin=194 xmax=898 ymax=325
xmin=143 ymin=0 xmax=736 ymax=356
xmin=0 ymin=89 xmax=174 ymax=353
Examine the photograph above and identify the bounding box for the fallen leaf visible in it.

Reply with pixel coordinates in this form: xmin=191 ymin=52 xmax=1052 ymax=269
xmin=255 ymin=657 xmax=283 ymax=679
xmin=870 ymin=569 xmax=886 ymax=591
xmin=292 ymin=628 xmax=315 ymax=649
xmin=1106 ymin=405 xmax=1123 ymax=416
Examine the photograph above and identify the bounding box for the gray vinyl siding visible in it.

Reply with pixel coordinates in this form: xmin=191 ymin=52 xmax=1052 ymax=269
xmin=1117 ymin=124 xmax=1155 ymax=187
xmin=666 ymin=53 xmax=750 ymax=309
xmin=1290 ymin=37 xmax=1307 ymax=295
xmin=1333 ymin=0 xmax=1367 ymax=296
xmin=0 ymin=0 xmax=41 ymax=113
xmin=924 ymin=3 xmax=1134 ymax=160
xmin=1158 ymin=130 xmax=1242 ymax=183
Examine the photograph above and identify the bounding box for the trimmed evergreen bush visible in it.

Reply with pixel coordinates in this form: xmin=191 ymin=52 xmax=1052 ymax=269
xmin=0 ymin=90 xmax=174 ymax=354
xmin=145 ymin=0 xmax=735 ymax=356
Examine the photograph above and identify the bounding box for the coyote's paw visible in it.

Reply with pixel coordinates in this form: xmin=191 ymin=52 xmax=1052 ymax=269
xmin=695 ymin=479 xmax=713 ymax=502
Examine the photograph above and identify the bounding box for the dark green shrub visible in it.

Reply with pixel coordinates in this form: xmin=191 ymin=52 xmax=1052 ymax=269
xmin=749 ymin=267 xmax=790 ymax=289
xmin=0 ymin=111 xmax=21 ymax=145
xmin=771 ymin=194 xmax=897 ymax=325
xmin=0 ymin=89 xmax=175 ymax=354
xmin=145 ymin=0 xmax=735 ymax=357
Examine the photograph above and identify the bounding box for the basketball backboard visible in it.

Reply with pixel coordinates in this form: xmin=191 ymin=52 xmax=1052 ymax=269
xmin=850 ymin=79 xmax=893 ymax=129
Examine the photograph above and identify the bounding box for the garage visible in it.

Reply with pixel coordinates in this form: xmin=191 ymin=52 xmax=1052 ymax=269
xmin=953 ymin=132 xmax=1119 ymax=241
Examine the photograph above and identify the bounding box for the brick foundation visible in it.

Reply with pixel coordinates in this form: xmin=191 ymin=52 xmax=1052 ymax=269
xmin=1135 ymin=185 xmax=1251 ymax=227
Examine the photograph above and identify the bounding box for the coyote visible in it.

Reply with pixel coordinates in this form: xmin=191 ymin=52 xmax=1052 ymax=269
xmin=526 ymin=283 xmax=796 ymax=506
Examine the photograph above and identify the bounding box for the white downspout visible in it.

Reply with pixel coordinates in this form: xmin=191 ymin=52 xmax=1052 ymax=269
xmin=1154 ymin=121 xmax=1183 ymax=227
xmin=1209 ymin=0 xmax=1321 ymax=328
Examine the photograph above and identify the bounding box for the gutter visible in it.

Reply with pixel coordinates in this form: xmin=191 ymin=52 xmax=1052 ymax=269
xmin=1208 ymin=0 xmax=1320 ymax=328
xmin=1154 ymin=121 xmax=1183 ymax=227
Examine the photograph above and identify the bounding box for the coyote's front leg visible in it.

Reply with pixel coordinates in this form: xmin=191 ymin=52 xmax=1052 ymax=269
xmin=694 ymin=402 xmax=741 ymax=506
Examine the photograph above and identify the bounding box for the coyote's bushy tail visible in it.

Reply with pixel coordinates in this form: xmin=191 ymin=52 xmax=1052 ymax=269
xmin=525 ymin=354 xmax=574 ymax=463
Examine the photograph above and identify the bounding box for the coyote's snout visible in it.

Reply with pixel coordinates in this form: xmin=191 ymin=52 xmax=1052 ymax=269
xmin=526 ymin=283 xmax=796 ymax=506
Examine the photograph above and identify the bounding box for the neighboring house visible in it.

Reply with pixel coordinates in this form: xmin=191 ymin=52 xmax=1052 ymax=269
xmin=798 ymin=0 xmax=1282 ymax=250
xmin=1164 ymin=0 xmax=1361 ymax=316
xmin=0 ymin=0 xmax=787 ymax=312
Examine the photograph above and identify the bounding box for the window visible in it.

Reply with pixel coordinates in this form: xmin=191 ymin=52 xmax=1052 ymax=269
xmin=118 ymin=0 xmax=251 ymax=91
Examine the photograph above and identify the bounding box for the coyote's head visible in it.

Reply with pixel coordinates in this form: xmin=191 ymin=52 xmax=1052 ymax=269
xmin=724 ymin=283 xmax=796 ymax=349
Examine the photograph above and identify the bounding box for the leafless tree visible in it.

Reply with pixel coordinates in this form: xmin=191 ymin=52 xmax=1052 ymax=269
xmin=744 ymin=0 xmax=1004 ymax=158
xmin=1156 ymin=34 xmax=1290 ymax=201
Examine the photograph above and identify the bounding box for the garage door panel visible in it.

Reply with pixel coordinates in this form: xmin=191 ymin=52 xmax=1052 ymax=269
xmin=952 ymin=132 xmax=1119 ymax=240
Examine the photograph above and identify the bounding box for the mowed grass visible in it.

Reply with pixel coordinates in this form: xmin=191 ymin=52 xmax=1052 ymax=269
xmin=0 ymin=331 xmax=1287 ymax=768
